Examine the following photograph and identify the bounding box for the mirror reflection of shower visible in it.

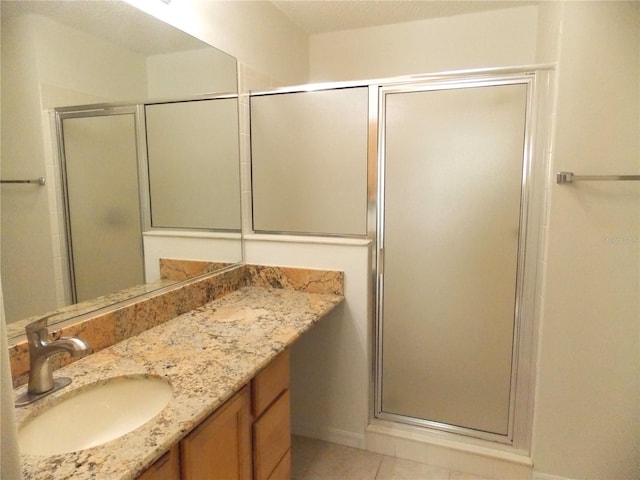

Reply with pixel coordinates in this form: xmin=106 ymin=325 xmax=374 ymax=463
xmin=57 ymin=96 xmax=243 ymax=304
xmin=58 ymin=109 xmax=145 ymax=303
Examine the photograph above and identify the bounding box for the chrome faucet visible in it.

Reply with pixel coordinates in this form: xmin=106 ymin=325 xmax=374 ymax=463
xmin=15 ymin=316 xmax=90 ymax=406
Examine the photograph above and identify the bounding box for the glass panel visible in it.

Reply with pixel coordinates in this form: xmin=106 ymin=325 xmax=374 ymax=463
xmin=381 ymin=84 xmax=527 ymax=435
xmin=145 ymin=99 xmax=241 ymax=230
xmin=62 ymin=113 xmax=144 ymax=302
xmin=251 ymin=87 xmax=369 ymax=235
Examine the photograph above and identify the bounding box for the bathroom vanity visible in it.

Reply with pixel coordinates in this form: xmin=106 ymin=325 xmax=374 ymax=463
xmin=141 ymin=350 xmax=290 ymax=480
xmin=12 ymin=265 xmax=344 ymax=480
xmin=142 ymin=350 xmax=290 ymax=480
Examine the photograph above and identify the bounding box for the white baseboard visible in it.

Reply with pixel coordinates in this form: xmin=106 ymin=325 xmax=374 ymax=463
xmin=292 ymin=422 xmax=366 ymax=449
xmin=532 ymin=473 xmax=575 ymax=480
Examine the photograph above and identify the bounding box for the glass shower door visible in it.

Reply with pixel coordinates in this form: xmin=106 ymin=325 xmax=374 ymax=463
xmin=60 ymin=110 xmax=144 ymax=302
xmin=378 ymin=81 xmax=529 ymax=440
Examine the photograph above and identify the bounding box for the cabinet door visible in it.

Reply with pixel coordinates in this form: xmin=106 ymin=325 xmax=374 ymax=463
xmin=137 ymin=446 xmax=180 ymax=480
xmin=181 ymin=386 xmax=252 ymax=480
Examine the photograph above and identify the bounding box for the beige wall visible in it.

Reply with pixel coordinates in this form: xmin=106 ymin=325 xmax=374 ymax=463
xmin=125 ymin=0 xmax=309 ymax=86
xmin=309 ymin=6 xmax=538 ymax=82
xmin=1 ymin=14 xmax=59 ymax=322
xmin=146 ymin=47 xmax=237 ymax=98
xmin=532 ymin=1 xmax=640 ymax=478
xmin=32 ymin=15 xmax=148 ymax=105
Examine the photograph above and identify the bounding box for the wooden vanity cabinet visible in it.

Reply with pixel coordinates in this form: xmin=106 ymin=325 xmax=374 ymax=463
xmin=137 ymin=446 xmax=181 ymax=480
xmin=181 ymin=386 xmax=253 ymax=480
xmin=137 ymin=350 xmax=290 ymax=480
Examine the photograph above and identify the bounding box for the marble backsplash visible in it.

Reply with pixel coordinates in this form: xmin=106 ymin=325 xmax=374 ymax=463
xmin=159 ymin=258 xmax=234 ymax=281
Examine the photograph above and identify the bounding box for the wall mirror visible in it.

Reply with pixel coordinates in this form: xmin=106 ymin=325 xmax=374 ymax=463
xmin=1 ymin=0 xmax=242 ymax=342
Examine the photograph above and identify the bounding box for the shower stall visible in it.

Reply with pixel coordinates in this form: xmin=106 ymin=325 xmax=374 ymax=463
xmin=251 ymin=66 xmax=548 ymax=450
xmin=375 ymin=74 xmax=540 ymax=445
xmin=250 ymin=67 xmax=547 ymax=449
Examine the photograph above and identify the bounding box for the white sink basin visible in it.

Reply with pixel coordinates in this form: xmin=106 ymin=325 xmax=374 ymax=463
xmin=19 ymin=376 xmax=173 ymax=456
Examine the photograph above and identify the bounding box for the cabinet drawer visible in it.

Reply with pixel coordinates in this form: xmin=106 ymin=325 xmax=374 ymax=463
xmin=252 ymin=350 xmax=289 ymax=417
xmin=253 ymin=390 xmax=291 ymax=480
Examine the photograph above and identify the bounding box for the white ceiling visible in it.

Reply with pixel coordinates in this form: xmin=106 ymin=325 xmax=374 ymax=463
xmin=270 ymin=0 xmax=538 ymax=34
xmin=2 ymin=1 xmax=540 ymax=53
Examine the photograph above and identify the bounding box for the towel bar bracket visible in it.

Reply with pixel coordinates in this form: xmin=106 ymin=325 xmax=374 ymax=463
xmin=556 ymin=171 xmax=640 ymax=184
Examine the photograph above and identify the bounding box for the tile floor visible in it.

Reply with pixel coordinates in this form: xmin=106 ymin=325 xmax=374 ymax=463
xmin=292 ymin=435 xmax=491 ymax=480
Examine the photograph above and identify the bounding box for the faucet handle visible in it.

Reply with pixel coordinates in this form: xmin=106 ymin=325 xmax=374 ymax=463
xmin=25 ymin=314 xmax=57 ymax=345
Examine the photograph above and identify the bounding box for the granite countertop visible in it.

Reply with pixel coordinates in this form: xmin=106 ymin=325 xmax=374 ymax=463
xmin=16 ymin=285 xmax=343 ymax=480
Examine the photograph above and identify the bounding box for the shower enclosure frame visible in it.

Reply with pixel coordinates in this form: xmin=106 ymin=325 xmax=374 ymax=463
xmin=372 ymin=68 xmax=549 ymax=450
xmin=54 ymin=105 xmax=150 ymax=304
xmin=248 ymin=64 xmax=551 ymax=452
